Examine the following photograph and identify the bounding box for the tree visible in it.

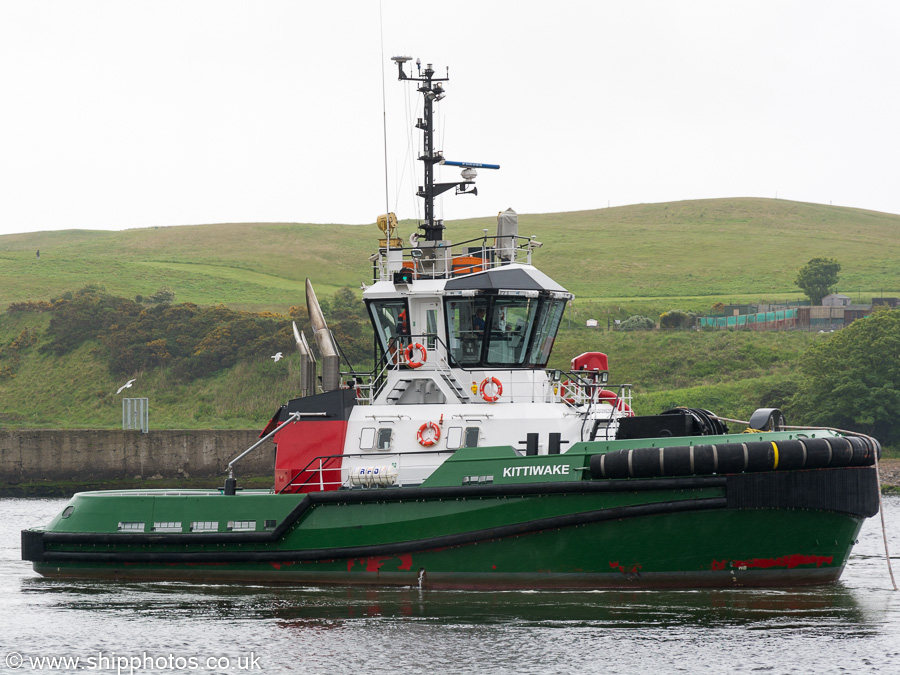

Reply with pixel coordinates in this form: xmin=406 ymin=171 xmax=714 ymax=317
xmin=795 ymin=257 xmax=841 ymax=306
xmin=788 ymin=308 xmax=900 ymax=446
xmin=148 ymin=287 xmax=176 ymax=305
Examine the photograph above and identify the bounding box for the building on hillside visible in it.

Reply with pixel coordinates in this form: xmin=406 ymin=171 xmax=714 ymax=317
xmin=722 ymin=304 xmax=758 ymax=316
xmin=843 ymin=305 xmax=872 ymax=326
xmin=798 ymin=306 xmax=845 ymax=330
xmin=701 ymin=297 xmax=884 ymax=332
xmin=823 ymin=294 xmax=852 ymax=307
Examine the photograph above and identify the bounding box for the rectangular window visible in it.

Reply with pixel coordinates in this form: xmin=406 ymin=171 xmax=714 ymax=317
xmin=117 ymin=522 xmax=145 ymax=532
xmin=464 ymin=427 xmax=480 ymax=448
xmin=462 ymin=475 xmax=494 ymax=485
xmin=227 ymin=520 xmax=256 ymax=532
xmin=445 ymin=297 xmax=489 ymax=366
xmin=425 ymin=307 xmax=439 ymax=349
xmin=264 ymin=520 xmax=277 ymax=530
xmin=527 ymin=299 xmax=566 ymax=367
xmin=376 ymin=428 xmax=393 ymax=451
xmin=191 ymin=521 xmax=218 ymax=532
xmin=485 ymin=297 xmax=537 ymax=366
xmin=368 ymin=299 xmax=410 ymax=355
xmin=152 ymin=521 xmax=182 ymax=532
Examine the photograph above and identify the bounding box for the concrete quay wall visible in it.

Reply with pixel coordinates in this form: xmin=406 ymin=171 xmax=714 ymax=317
xmin=0 ymin=429 xmax=271 ymax=482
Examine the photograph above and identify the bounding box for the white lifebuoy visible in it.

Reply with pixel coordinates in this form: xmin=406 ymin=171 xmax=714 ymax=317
xmin=417 ymin=421 xmax=441 ymax=447
xmin=479 ymin=377 xmax=503 ymax=402
xmin=404 ymin=342 xmax=427 ymax=368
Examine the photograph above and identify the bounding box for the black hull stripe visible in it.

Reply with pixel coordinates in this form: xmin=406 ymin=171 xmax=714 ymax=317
xmin=41 ymin=476 xmax=727 ymax=546
xmin=41 ymin=497 xmax=727 ymax=564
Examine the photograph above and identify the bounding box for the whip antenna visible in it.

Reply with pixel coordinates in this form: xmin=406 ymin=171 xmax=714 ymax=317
xmin=379 ymin=1 xmax=390 ymax=216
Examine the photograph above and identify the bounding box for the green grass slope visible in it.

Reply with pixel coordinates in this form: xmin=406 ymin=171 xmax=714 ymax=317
xmin=2 ymin=198 xmax=898 ymax=310
xmin=1 ymin=197 xmax=898 ymax=437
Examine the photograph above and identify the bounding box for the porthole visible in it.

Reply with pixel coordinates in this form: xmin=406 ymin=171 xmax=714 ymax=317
xmin=61 ymin=506 xmax=74 ymax=519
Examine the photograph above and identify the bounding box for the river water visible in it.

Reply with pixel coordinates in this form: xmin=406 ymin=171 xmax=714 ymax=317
xmin=1 ymin=497 xmax=899 ymax=675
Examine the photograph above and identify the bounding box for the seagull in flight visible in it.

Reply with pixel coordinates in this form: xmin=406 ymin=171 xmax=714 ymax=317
xmin=116 ymin=379 xmax=136 ymax=394
xmin=271 ymin=352 xmax=284 ymax=362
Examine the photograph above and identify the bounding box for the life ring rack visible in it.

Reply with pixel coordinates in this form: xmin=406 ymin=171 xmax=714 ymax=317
xmin=417 ymin=421 xmax=441 ymax=447
xmin=562 ymin=384 xmax=634 ymax=415
xmin=596 ymin=388 xmax=634 ymax=416
xmin=479 ymin=377 xmax=503 ymax=402
xmin=404 ymin=342 xmax=427 ymax=368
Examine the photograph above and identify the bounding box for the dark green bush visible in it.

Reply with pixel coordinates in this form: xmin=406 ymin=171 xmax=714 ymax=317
xmin=619 ymin=315 xmax=655 ymax=331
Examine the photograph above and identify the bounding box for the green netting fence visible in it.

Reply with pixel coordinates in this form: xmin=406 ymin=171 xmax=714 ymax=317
xmin=699 ymin=309 xmax=797 ymax=329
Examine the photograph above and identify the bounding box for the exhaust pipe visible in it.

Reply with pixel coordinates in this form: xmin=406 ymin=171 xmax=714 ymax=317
xmin=305 ymin=279 xmax=341 ymax=392
xmin=292 ymin=321 xmax=317 ymax=397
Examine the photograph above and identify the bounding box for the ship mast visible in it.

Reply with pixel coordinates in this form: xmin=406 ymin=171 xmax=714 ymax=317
xmin=391 ymin=57 xmax=498 ymax=243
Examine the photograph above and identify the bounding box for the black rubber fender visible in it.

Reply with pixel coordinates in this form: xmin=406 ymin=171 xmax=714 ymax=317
xmin=589 ymin=434 xmax=880 ymax=479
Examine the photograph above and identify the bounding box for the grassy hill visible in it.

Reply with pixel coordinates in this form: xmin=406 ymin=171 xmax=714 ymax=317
xmin=2 ymin=198 xmax=898 ymax=312
xmin=1 ymin=197 xmax=898 ymax=438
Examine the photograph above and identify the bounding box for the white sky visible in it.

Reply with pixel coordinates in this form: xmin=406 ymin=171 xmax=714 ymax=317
xmin=1 ymin=1 xmax=898 ymax=236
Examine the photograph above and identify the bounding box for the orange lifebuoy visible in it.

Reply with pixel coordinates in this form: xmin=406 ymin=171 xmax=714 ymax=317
xmin=479 ymin=377 xmax=503 ymax=402
xmin=417 ymin=421 xmax=441 ymax=446
xmin=597 ymin=389 xmax=634 ymax=416
xmin=404 ymin=342 xmax=427 ymax=368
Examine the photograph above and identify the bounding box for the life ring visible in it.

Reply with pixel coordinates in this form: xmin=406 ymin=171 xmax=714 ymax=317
xmin=417 ymin=421 xmax=441 ymax=446
xmin=597 ymin=389 xmax=634 ymax=416
xmin=404 ymin=342 xmax=427 ymax=368
xmin=479 ymin=377 xmax=503 ymax=402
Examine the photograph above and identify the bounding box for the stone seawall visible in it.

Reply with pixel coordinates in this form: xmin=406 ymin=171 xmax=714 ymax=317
xmin=0 ymin=429 xmax=271 ymax=483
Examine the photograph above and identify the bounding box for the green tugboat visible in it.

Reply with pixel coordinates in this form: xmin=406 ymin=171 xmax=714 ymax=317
xmin=22 ymin=57 xmax=881 ymax=589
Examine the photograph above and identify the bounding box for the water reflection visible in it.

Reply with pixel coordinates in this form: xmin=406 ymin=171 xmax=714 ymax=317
xmin=19 ymin=575 xmax=874 ymax=629
xmin=7 ymin=498 xmax=900 ymax=675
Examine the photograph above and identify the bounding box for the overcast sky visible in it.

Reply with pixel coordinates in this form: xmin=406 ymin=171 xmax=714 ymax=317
xmin=1 ymin=1 xmax=898 ymax=236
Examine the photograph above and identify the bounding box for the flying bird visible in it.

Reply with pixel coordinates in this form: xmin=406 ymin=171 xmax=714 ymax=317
xmin=116 ymin=379 xmax=136 ymax=394
xmin=271 ymin=352 xmax=284 ymax=362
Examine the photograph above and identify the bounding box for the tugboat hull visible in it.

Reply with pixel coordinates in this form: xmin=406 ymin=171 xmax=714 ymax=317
xmin=23 ymin=467 xmax=877 ymax=589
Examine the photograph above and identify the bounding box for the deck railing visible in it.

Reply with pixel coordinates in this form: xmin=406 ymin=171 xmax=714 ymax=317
xmin=372 ymin=234 xmax=542 ymax=282
xmin=278 ymin=448 xmax=455 ymax=493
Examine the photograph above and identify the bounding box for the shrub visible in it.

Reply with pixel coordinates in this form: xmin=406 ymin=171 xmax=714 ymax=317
xmin=36 ymin=286 xmax=372 ymax=381
xmin=618 ymin=315 xmax=655 ymax=331
xmin=6 ymin=300 xmax=53 ymax=313
xmin=659 ymin=309 xmax=696 ymax=330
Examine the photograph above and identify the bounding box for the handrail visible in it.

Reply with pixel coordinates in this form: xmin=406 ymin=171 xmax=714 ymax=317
xmin=372 ymin=235 xmax=540 ymax=282
xmin=342 ymin=333 xmax=463 ymax=404
xmin=226 ymin=411 xmax=326 ymax=479
xmin=277 ymin=448 xmax=454 ymax=494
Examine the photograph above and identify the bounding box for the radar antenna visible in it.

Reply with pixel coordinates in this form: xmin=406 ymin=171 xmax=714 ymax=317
xmin=392 ymin=57 xmax=499 ymax=242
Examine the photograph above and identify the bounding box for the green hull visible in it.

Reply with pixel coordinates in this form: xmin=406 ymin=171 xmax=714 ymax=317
xmin=23 ymin=466 xmax=876 ymax=589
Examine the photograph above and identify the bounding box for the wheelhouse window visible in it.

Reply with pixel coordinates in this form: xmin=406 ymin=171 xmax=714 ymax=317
xmin=444 ymin=294 xmax=566 ymax=368
xmin=445 ymin=297 xmax=489 ymax=367
xmin=368 ymin=299 xmax=410 ymax=354
xmin=485 ymin=296 xmax=537 ymax=366
xmin=528 ymin=299 xmax=566 ymax=366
